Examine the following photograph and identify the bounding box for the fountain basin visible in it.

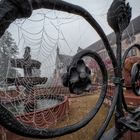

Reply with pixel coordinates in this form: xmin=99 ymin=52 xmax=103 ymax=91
xmin=4 ymin=94 xmax=69 ymax=128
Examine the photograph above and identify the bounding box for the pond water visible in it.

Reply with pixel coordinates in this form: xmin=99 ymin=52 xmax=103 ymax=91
xmin=37 ymin=98 xmax=61 ymax=110
xmin=5 ymin=98 xmax=62 ymax=115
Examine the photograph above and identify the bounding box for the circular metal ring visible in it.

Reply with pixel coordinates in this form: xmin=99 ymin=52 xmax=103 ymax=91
xmin=0 ymin=0 xmax=118 ymax=139
xmin=131 ymin=62 xmax=140 ymax=96
xmin=122 ymin=44 xmax=140 ymax=112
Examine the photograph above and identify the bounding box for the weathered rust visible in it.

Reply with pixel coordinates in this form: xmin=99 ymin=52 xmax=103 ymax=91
xmin=123 ymin=56 xmax=140 ymax=88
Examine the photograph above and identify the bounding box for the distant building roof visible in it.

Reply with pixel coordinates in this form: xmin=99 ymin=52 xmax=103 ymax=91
xmin=77 ymin=47 xmax=83 ymax=53
xmin=55 ymin=16 xmax=140 ymax=69
xmin=58 ymin=53 xmax=72 ymax=66
xmin=55 ymin=46 xmax=72 ymax=70
xmin=86 ymin=16 xmax=140 ymax=52
xmin=55 ymin=46 xmax=84 ymax=69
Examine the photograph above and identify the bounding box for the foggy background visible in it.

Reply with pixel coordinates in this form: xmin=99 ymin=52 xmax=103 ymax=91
xmin=5 ymin=0 xmax=140 ymax=78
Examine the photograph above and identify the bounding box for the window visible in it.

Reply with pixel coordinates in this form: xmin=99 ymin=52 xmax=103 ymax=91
xmin=131 ymin=48 xmax=137 ymax=56
xmin=125 ymin=35 xmax=136 ymax=45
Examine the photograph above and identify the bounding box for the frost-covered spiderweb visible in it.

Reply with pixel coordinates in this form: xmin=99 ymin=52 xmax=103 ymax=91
xmin=0 ymin=8 xmax=104 ymax=132
xmin=0 ymin=2 xmax=138 ymax=140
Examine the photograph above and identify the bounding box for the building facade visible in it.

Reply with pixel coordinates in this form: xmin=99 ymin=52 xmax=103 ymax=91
xmin=87 ymin=16 xmax=140 ymax=60
xmin=54 ymin=16 xmax=140 ymax=85
xmin=86 ymin=15 xmax=140 ymax=82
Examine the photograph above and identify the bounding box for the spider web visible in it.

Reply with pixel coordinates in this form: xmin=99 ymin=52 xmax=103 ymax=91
xmin=0 ymin=1 xmax=139 ymax=139
xmin=0 ymin=8 xmax=104 ymax=133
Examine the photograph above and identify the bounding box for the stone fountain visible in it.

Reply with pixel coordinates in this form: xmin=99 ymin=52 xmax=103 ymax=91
xmin=6 ymin=46 xmax=48 ymax=112
xmin=4 ymin=46 xmax=69 ymax=130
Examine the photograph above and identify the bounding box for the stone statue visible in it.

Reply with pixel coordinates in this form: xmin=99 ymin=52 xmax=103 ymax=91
xmin=10 ymin=46 xmax=41 ymax=77
xmin=6 ymin=46 xmax=47 ymax=112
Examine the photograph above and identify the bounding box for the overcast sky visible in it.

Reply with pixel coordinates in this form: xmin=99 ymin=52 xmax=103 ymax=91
xmin=7 ymin=0 xmax=140 ymax=77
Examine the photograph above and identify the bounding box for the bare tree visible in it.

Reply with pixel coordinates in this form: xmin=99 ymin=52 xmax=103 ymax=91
xmin=0 ymin=31 xmax=18 ymax=84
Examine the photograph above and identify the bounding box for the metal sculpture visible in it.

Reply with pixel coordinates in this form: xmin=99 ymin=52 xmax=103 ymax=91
xmin=131 ymin=62 xmax=140 ymax=96
xmin=123 ymin=56 xmax=140 ymax=89
xmin=62 ymin=59 xmax=92 ymax=94
xmin=122 ymin=44 xmax=140 ymax=97
xmin=0 ymin=0 xmax=139 ymax=139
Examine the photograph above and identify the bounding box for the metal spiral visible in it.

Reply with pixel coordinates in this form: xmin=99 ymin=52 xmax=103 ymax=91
xmin=0 ymin=0 xmax=115 ymax=139
xmin=122 ymin=44 xmax=140 ymax=96
xmin=0 ymin=0 xmax=139 ymax=139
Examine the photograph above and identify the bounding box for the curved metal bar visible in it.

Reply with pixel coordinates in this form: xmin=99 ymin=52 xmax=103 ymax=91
xmin=0 ymin=51 xmax=108 ymax=138
xmin=94 ymin=1 xmax=133 ymax=138
xmin=1 ymin=0 xmax=137 ymax=139
xmin=94 ymin=86 xmax=120 ymax=140
xmin=122 ymin=44 xmax=140 ymax=68
xmin=0 ymin=0 xmax=117 ymax=74
xmin=121 ymin=44 xmax=140 ymax=112
xmin=0 ymin=0 xmax=119 ymax=138
xmin=121 ymin=91 xmax=134 ymax=114
xmin=131 ymin=62 xmax=140 ymax=96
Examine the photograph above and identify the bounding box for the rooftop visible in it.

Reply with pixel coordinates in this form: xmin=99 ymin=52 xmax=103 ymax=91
xmin=86 ymin=15 xmax=140 ymax=52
